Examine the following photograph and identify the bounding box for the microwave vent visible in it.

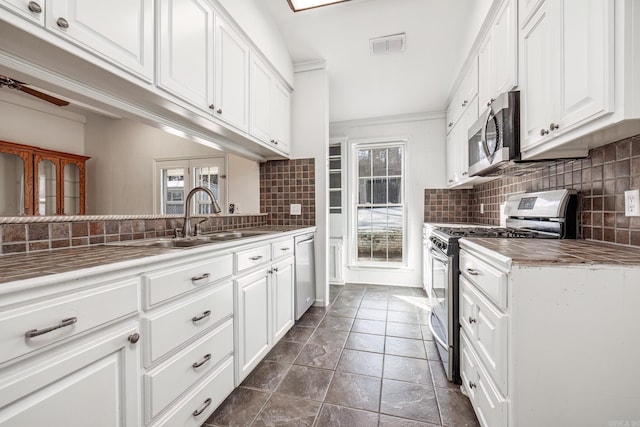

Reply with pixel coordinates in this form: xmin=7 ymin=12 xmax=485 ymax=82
xmin=370 ymin=33 xmax=406 ymax=55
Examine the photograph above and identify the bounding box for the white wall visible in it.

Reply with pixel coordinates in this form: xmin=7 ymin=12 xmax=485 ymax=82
xmin=291 ymin=63 xmax=330 ymax=306
xmin=331 ymin=115 xmax=446 ymax=287
xmin=84 ymin=114 xmax=260 ymax=215
xmin=217 ymin=0 xmax=294 ymax=87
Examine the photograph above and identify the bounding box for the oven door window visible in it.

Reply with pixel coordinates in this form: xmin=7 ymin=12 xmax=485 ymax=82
xmin=429 ymin=248 xmax=449 ymax=326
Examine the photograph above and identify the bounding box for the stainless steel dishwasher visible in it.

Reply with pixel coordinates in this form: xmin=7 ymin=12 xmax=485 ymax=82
xmin=294 ymin=233 xmax=316 ymax=320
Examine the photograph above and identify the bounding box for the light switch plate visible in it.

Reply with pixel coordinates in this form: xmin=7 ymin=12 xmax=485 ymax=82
xmin=625 ymin=190 xmax=640 ymax=216
xmin=290 ymin=204 xmax=302 ymax=215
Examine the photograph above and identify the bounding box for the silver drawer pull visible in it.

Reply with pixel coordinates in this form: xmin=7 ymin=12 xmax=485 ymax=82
xmin=466 ymin=268 xmax=479 ymax=276
xmin=280 ymin=247 xmax=290 ymax=251
xmin=192 ymin=398 xmax=212 ymax=417
xmin=191 ymin=273 xmax=211 ymax=283
xmin=192 ymin=353 xmax=212 ymax=369
xmin=469 ymin=381 xmax=477 ymax=389
xmin=468 ymin=317 xmax=477 ymax=324
xmin=28 ymin=1 xmax=42 ymax=13
xmin=249 ymin=255 xmax=263 ymax=261
xmin=191 ymin=310 xmax=211 ymax=323
xmin=25 ymin=317 xmax=77 ymax=338
xmin=56 ymin=17 xmax=69 ymax=29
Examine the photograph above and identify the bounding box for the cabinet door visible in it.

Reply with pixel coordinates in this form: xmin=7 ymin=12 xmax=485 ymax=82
xmin=157 ymin=0 xmax=214 ymax=110
xmin=520 ymin=1 xmax=554 ymax=150
xmin=33 ymin=153 xmax=59 ymax=215
xmin=235 ymin=269 xmax=271 ymax=383
xmin=492 ymin=0 xmax=518 ymax=96
xmin=0 ymin=0 xmax=44 ymax=25
xmin=272 ymin=257 xmax=294 ymax=343
xmin=0 ymin=325 xmax=140 ymax=427
xmin=270 ymin=80 xmax=291 ymax=153
xmin=459 ymin=57 xmax=479 ymax=110
xmin=446 ymin=126 xmax=459 ymax=186
xmin=554 ymin=0 xmax=613 ymax=134
xmin=214 ymin=13 xmax=250 ymax=132
xmin=47 ymin=0 xmax=154 ymax=81
xmin=60 ymin=158 xmax=86 ymax=215
xmin=478 ymin=34 xmax=493 ymax=111
xmin=458 ymin=97 xmax=478 ymax=182
xmin=249 ymin=53 xmax=273 ymax=143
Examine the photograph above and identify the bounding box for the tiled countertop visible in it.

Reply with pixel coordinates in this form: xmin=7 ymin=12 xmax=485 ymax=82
xmin=463 ymin=238 xmax=640 ymax=266
xmin=0 ymin=245 xmax=175 ymax=284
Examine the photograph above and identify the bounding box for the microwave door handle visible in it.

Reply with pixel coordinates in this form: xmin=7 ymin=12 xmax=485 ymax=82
xmin=480 ymin=109 xmax=492 ymax=160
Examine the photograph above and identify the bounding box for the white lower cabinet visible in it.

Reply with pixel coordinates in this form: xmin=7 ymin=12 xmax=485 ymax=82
xmin=272 ymin=256 xmax=295 ymax=343
xmin=0 ymin=323 xmax=140 ymax=426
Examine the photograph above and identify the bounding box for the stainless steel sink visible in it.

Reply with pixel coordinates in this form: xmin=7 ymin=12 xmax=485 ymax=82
xmin=200 ymin=230 xmax=273 ymax=241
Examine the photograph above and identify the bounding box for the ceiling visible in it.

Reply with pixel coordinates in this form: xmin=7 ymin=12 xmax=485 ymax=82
xmin=261 ymin=0 xmax=480 ymax=123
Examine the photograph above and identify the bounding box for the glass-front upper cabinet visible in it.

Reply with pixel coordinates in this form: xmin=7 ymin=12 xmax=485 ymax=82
xmin=0 ymin=141 xmax=89 ymax=216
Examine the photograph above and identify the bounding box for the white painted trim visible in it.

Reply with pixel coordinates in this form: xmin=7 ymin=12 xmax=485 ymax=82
xmin=293 ymin=60 xmax=327 ymax=73
xmin=331 ymin=112 xmax=445 ymax=131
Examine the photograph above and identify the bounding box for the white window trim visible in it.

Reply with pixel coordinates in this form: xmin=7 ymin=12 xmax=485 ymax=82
xmin=153 ymin=156 xmax=227 ymax=214
xmin=348 ymin=137 xmax=408 ymax=268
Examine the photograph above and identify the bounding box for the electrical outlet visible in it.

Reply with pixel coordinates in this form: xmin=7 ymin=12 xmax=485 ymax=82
xmin=290 ymin=204 xmax=302 ymax=215
xmin=625 ymin=190 xmax=640 ymax=217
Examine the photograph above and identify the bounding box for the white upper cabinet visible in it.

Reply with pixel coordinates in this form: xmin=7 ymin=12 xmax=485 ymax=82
xmin=478 ymin=0 xmax=517 ymax=110
xmin=271 ymin=79 xmax=291 ymax=153
xmin=157 ymin=0 xmax=214 ymax=111
xmin=519 ymin=0 xmax=615 ymax=158
xmin=447 ymin=96 xmax=478 ymax=187
xmin=0 ymin=0 xmax=44 ymax=25
xmin=47 ymin=0 xmax=154 ymax=81
xmin=249 ymin=53 xmax=273 ymax=144
xmin=447 ymin=58 xmax=478 ymax=133
xmin=214 ymin=13 xmax=250 ymax=132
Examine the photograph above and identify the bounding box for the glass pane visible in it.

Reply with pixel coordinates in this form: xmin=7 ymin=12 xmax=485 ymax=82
xmin=388 ymin=177 xmax=401 ymax=204
xmin=357 ymin=233 xmax=372 ymax=259
xmin=388 ymin=206 xmax=403 ymax=261
xmin=38 ymin=160 xmax=56 ymax=215
xmin=388 ymin=147 xmax=402 ymax=175
xmin=161 ymin=168 xmax=185 ymax=215
xmin=63 ymin=163 xmax=80 ymax=215
xmin=371 ymin=231 xmax=388 ymax=261
xmin=329 ymin=145 xmax=341 ymax=156
xmin=330 ymin=190 xmax=341 ymax=207
xmin=358 ymin=149 xmax=371 ymax=176
xmin=0 ymin=152 xmax=25 ymax=216
xmin=329 ymin=158 xmax=341 ymax=170
xmin=372 ymin=148 xmax=387 ymax=176
xmin=329 ymin=171 xmax=341 ymax=189
xmin=358 ymin=178 xmax=372 ymax=204
xmin=194 ymin=166 xmax=219 ymax=214
xmin=330 ymin=207 xmax=342 ymax=214
xmin=372 ymin=178 xmax=388 ymax=204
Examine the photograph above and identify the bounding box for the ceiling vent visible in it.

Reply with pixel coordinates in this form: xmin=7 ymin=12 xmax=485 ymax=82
xmin=369 ymin=33 xmax=406 ymax=56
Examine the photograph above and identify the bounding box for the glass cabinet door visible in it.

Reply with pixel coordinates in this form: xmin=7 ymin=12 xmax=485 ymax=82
xmin=63 ymin=162 xmax=81 ymax=215
xmin=0 ymin=152 xmax=26 ymax=216
xmin=37 ymin=159 xmax=58 ymax=215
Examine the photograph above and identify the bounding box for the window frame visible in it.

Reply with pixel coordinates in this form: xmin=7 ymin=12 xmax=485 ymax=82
xmin=348 ymin=138 xmax=408 ymax=268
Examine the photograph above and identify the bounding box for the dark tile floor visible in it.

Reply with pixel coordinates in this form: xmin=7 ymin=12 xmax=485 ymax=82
xmin=204 ymin=284 xmax=480 ymax=427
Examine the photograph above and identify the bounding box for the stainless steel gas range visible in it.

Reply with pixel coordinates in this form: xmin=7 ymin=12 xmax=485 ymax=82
xmin=424 ymin=189 xmax=578 ymax=383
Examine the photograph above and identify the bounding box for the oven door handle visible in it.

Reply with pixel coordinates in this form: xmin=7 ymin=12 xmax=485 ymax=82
xmin=428 ymin=247 xmax=449 ymax=263
xmin=428 ymin=312 xmax=449 ymax=350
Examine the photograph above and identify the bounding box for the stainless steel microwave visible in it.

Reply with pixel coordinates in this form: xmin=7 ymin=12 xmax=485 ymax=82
xmin=468 ymin=91 xmax=520 ymax=176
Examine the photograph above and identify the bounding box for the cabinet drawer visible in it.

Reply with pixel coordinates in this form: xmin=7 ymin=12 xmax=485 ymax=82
xmin=460 ymin=250 xmax=508 ymax=309
xmin=0 ymin=279 xmax=138 ymax=365
xmin=152 ymin=357 xmax=234 ymax=427
xmin=271 ymin=238 xmax=294 ymax=260
xmin=235 ymin=244 xmax=270 ymax=273
xmin=142 ymin=282 xmax=232 ymax=366
xmin=460 ymin=276 xmax=508 ymax=395
xmin=145 ymin=319 xmax=233 ymax=422
xmin=460 ymin=332 xmax=508 ymax=427
xmin=143 ymin=254 xmax=233 ymax=307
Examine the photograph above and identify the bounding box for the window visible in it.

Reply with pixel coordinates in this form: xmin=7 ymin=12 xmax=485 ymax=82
xmin=352 ymin=142 xmax=405 ymax=265
xmin=329 ymin=144 xmax=342 ymax=214
xmin=155 ymin=158 xmax=226 ymax=214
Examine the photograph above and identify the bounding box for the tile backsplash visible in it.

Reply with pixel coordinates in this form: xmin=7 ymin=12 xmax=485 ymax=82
xmin=260 ymin=158 xmax=316 ymax=227
xmin=425 ymin=134 xmax=640 ymax=247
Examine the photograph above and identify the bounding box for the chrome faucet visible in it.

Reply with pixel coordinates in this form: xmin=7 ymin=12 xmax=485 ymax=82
xmin=180 ymin=186 xmax=222 ymax=238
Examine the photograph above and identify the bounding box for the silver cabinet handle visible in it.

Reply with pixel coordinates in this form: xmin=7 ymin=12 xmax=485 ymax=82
xmin=128 ymin=333 xmax=140 ymax=344
xmin=462 ymin=172 xmax=468 ymax=176
xmin=466 ymin=268 xmax=479 ymax=276
xmin=461 ymin=100 xmax=468 ymax=107
xmin=209 ymin=104 xmax=215 ymax=110
xmin=25 ymin=317 xmax=77 ymax=338
xmin=272 ymin=267 xmax=279 ymax=272
xmin=273 ymin=140 xmax=278 ymax=145
xmin=192 ymin=310 xmax=211 ymax=323
xmin=486 ymin=98 xmax=495 ymax=107
xmin=28 ymin=1 xmax=42 ymax=13
xmin=191 ymin=273 xmax=210 ymax=283
xmin=448 ymin=179 xmax=454 ymax=183
xmin=469 ymin=381 xmax=477 ymax=389
xmin=192 ymin=398 xmax=212 ymax=417
xmin=249 ymin=255 xmax=263 ymax=261
xmin=216 ymin=108 xmax=222 ymax=114
xmin=540 ymin=128 xmax=550 ymax=136
xmin=56 ymin=17 xmax=69 ymax=29
xmin=448 ymin=122 xmax=453 ymax=127
xmin=280 ymin=247 xmax=290 ymax=251
xmin=549 ymin=123 xmax=559 ymax=131
xmin=468 ymin=317 xmax=477 ymax=324
xmin=192 ymin=353 xmax=212 ymax=369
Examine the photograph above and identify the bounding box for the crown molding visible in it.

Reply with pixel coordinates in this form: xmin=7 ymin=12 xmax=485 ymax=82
xmin=330 ymin=111 xmax=445 ymax=130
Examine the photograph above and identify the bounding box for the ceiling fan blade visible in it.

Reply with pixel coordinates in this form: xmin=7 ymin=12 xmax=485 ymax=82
xmin=17 ymin=85 xmax=70 ymax=107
